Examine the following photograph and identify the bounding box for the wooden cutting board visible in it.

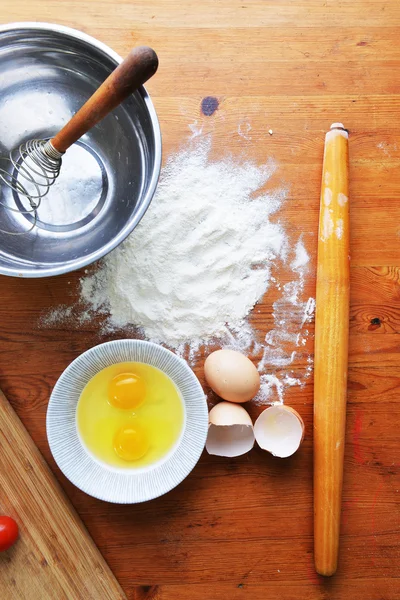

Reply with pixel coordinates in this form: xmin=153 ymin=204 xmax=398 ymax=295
xmin=0 ymin=388 xmax=127 ymax=600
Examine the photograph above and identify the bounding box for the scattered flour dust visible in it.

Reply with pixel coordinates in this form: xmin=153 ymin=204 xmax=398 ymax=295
xmin=80 ymin=140 xmax=286 ymax=358
xmin=42 ymin=134 xmax=315 ymax=403
xmin=41 ymin=304 xmax=91 ymax=327
xmin=254 ymin=236 xmax=315 ymax=405
xmin=188 ymin=119 xmax=203 ymax=139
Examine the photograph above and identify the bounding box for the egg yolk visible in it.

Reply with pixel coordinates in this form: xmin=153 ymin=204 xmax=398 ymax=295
xmin=108 ymin=373 xmax=146 ymax=409
xmin=113 ymin=424 xmax=149 ymax=461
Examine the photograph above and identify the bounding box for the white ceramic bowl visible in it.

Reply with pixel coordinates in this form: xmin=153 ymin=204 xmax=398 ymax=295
xmin=47 ymin=340 xmax=208 ymax=503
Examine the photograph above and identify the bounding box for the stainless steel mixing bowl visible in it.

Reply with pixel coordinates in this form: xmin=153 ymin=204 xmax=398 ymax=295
xmin=0 ymin=23 xmax=161 ymax=277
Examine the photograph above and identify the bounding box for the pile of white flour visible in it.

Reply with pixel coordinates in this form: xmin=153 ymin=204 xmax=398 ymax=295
xmin=80 ymin=140 xmax=287 ymax=355
xmin=42 ymin=135 xmax=315 ymax=403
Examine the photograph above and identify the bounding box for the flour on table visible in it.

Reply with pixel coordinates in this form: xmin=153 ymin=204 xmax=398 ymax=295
xmin=188 ymin=119 xmax=203 ymax=138
xmin=255 ymin=237 xmax=315 ymax=404
xmin=80 ymin=139 xmax=285 ymax=357
xmin=253 ymin=374 xmax=285 ymax=404
xmin=41 ymin=131 xmax=315 ymax=402
xmin=238 ymin=120 xmax=252 ymax=140
xmin=258 ymin=238 xmax=311 ymax=370
xmin=39 ymin=304 xmax=92 ymax=327
xmin=40 ymin=305 xmax=73 ymax=326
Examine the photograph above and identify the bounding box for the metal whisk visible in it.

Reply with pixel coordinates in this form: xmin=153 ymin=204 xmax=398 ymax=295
xmin=0 ymin=46 xmax=158 ymax=235
xmin=0 ymin=140 xmax=62 ymax=234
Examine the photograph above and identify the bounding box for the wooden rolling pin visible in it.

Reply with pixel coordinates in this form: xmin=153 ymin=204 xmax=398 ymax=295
xmin=0 ymin=387 xmax=127 ymax=599
xmin=314 ymin=123 xmax=350 ymax=576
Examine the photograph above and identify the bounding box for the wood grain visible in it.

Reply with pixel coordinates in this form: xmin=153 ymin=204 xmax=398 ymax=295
xmin=1 ymin=1 xmax=400 ymax=598
xmin=0 ymin=388 xmax=127 ymax=599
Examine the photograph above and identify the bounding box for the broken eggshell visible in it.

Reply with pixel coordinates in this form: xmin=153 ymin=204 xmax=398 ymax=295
xmin=254 ymin=405 xmax=304 ymax=458
xmin=206 ymin=401 xmax=255 ymax=457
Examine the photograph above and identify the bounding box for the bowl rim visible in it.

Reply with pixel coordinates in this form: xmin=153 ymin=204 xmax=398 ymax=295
xmin=0 ymin=22 xmax=162 ymax=278
xmin=46 ymin=339 xmax=208 ymax=503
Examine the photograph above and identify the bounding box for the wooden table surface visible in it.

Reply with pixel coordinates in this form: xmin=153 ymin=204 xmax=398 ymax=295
xmin=1 ymin=2 xmax=400 ymax=599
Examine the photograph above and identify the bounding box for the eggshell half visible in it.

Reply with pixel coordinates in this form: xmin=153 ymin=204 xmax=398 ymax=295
xmin=204 ymin=349 xmax=260 ymax=403
xmin=254 ymin=405 xmax=304 ymax=458
xmin=206 ymin=401 xmax=255 ymax=457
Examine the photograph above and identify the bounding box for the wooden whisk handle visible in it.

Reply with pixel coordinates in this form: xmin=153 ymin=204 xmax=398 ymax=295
xmin=51 ymin=46 xmax=158 ymax=153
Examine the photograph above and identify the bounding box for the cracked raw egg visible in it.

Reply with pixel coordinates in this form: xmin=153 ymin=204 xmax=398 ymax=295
xmin=77 ymin=362 xmax=184 ymax=469
xmin=113 ymin=423 xmax=149 ymax=461
xmin=108 ymin=373 xmax=146 ymax=409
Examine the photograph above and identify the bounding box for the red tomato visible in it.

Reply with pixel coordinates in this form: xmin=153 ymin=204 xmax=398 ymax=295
xmin=0 ymin=516 xmax=19 ymax=552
